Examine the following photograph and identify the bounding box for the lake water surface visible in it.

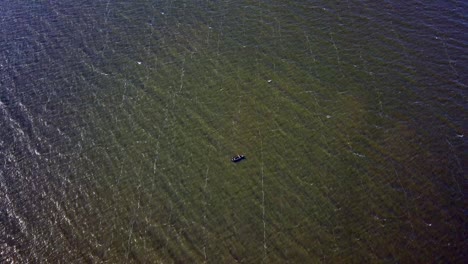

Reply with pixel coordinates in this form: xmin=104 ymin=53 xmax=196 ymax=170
xmin=0 ymin=1 xmax=465 ymax=263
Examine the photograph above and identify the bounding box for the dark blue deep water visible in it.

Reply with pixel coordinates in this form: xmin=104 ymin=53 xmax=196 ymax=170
xmin=1 ymin=1 xmax=465 ymax=263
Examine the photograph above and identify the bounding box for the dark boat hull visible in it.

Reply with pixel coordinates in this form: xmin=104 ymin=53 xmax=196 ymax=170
xmin=231 ymin=155 xmax=246 ymax=163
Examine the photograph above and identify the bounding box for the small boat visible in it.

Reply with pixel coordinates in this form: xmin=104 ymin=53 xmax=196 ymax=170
xmin=231 ymin=154 xmax=246 ymax=163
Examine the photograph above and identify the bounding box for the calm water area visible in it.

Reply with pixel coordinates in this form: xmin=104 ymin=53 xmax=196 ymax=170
xmin=0 ymin=1 xmax=466 ymax=263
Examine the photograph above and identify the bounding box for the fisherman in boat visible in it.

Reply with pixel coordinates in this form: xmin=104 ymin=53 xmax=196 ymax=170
xmin=231 ymin=154 xmax=246 ymax=162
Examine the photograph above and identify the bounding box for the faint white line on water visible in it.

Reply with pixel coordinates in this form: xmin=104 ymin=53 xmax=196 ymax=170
xmin=257 ymin=128 xmax=267 ymax=262
xmin=118 ymin=164 xmax=123 ymax=184
xmin=438 ymin=35 xmax=459 ymax=77
xmin=304 ymin=31 xmax=316 ymax=63
xmin=125 ymin=216 xmax=135 ymax=260
xmin=178 ymin=56 xmax=186 ymax=93
xmin=392 ymin=167 xmax=415 ymax=239
xmin=445 ymin=138 xmax=462 ymax=195
xmin=329 ymin=32 xmax=342 ymax=69
xmin=153 ymin=141 xmax=160 ymax=175
xmin=202 ymin=166 xmax=209 ymax=263
xmin=275 ymin=17 xmax=281 ymax=37
xmin=165 ymin=201 xmax=173 ymax=247
xmin=104 ymin=0 xmax=111 ymax=24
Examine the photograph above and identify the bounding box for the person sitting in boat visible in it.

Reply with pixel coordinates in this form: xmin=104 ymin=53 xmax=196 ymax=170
xmin=231 ymin=154 xmax=246 ymax=162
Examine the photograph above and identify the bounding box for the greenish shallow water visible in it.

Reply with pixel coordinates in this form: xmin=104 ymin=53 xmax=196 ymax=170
xmin=1 ymin=1 xmax=465 ymax=263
